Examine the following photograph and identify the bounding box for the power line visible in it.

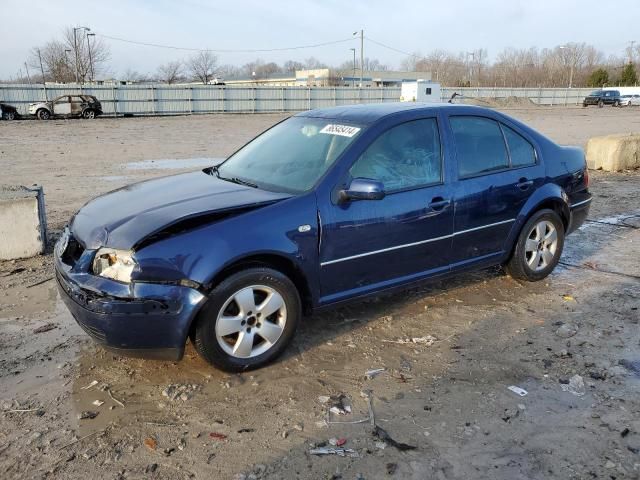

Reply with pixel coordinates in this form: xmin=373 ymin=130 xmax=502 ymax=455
xmin=364 ymin=37 xmax=425 ymax=59
xmin=95 ymin=33 xmax=356 ymax=53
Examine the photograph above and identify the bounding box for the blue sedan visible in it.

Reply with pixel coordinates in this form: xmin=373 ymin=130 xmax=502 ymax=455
xmin=55 ymin=103 xmax=591 ymax=370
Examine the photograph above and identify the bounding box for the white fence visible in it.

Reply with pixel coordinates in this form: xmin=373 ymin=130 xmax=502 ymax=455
xmin=0 ymin=84 xmax=596 ymax=117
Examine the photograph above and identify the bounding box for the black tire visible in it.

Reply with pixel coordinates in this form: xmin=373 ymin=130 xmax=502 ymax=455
xmin=82 ymin=109 xmax=96 ymax=119
xmin=36 ymin=109 xmax=50 ymax=120
xmin=613 ymin=100 xmax=620 ymax=107
xmin=505 ymin=209 xmax=565 ymax=282
xmin=192 ymin=267 xmax=301 ymax=372
xmin=582 ymin=103 xmax=588 ymax=108
xmin=598 ymin=100 xmax=604 ymax=108
xmin=2 ymin=111 xmax=16 ymax=120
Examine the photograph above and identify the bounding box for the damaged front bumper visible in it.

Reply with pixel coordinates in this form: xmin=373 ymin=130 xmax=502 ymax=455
xmin=54 ymin=238 xmax=205 ymax=361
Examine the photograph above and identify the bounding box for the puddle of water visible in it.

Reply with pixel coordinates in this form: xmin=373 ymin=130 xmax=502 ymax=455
xmin=124 ymin=157 xmax=223 ymax=170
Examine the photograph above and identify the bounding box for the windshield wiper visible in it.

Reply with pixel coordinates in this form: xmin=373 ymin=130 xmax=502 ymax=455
xmin=209 ymin=164 xmax=258 ymax=188
xmin=229 ymin=177 xmax=258 ymax=188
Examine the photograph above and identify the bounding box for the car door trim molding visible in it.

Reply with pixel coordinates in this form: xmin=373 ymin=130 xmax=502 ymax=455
xmin=321 ymin=218 xmax=515 ymax=266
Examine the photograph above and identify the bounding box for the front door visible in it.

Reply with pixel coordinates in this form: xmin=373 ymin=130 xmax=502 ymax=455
xmin=448 ymin=115 xmax=543 ymax=265
xmin=53 ymin=96 xmax=71 ymax=116
xmin=318 ymin=117 xmax=453 ymax=303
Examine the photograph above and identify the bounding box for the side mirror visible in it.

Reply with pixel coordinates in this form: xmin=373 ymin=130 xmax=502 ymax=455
xmin=339 ymin=178 xmax=385 ymax=202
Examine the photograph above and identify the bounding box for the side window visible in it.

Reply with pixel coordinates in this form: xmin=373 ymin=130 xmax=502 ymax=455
xmin=450 ymin=116 xmax=509 ymax=177
xmin=501 ymin=125 xmax=536 ymax=167
xmin=349 ymin=118 xmax=441 ymax=191
xmin=54 ymin=96 xmax=69 ymax=104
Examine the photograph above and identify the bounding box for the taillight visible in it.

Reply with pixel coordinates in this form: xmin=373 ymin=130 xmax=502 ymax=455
xmin=584 ymin=168 xmax=589 ymax=188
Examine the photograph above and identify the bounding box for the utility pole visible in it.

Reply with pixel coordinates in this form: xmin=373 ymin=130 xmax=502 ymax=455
xmin=350 ymin=48 xmax=356 ymax=87
xmin=628 ymin=40 xmax=637 ymax=63
xmin=37 ymin=48 xmax=47 ymax=100
xmin=353 ymin=30 xmax=364 ymax=87
xmin=73 ymin=27 xmax=79 ymax=83
xmin=73 ymin=26 xmax=91 ymax=84
xmin=87 ymin=33 xmax=95 ymax=82
xmin=24 ymin=62 xmax=32 ymax=85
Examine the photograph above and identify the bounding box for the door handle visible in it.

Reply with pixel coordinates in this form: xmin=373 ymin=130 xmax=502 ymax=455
xmin=428 ymin=197 xmax=451 ymax=212
xmin=515 ymin=178 xmax=533 ymax=190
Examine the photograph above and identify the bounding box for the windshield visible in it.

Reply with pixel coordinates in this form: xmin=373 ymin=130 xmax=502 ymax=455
xmin=216 ymin=117 xmax=363 ymax=193
xmin=589 ymin=90 xmax=602 ymax=96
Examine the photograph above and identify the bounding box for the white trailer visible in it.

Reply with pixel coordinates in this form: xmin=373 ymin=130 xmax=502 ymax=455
xmin=400 ymin=81 xmax=441 ymax=103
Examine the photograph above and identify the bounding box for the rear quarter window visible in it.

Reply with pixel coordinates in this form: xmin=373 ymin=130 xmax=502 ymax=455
xmin=502 ymin=125 xmax=536 ymax=167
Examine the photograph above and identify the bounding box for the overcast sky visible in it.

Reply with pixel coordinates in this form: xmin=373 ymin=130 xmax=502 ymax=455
xmin=1 ymin=0 xmax=637 ymax=79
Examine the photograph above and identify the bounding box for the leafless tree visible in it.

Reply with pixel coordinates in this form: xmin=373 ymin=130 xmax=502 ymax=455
xmin=29 ymin=27 xmax=110 ymax=83
xmin=157 ymin=60 xmax=184 ymax=84
xmin=187 ymin=51 xmax=218 ymax=84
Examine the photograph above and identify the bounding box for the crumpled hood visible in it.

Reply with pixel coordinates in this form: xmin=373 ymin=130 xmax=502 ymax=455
xmin=71 ymin=171 xmax=291 ymax=250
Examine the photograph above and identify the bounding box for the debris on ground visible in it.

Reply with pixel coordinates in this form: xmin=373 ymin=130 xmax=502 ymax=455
xmin=209 ymin=432 xmax=228 ymax=441
xmin=327 ymin=395 xmax=352 ymax=416
xmin=81 ymin=380 xmax=99 ymax=390
xmin=77 ymin=411 xmax=98 ymax=420
xmin=162 ymin=383 xmax=201 ymax=401
xmin=309 ymin=447 xmax=359 ymax=457
xmin=365 ymin=368 xmax=385 ymax=379
xmin=507 ymin=385 xmax=528 ymax=397
xmin=555 ymin=323 xmax=578 ymax=338
xmin=383 ymin=335 xmax=437 ymax=346
xmin=328 ymin=437 xmax=347 ymax=447
xmin=92 ymin=400 xmax=104 ymax=407
xmin=386 ymin=462 xmax=398 ymax=475
xmin=33 ymin=323 xmax=56 ymax=334
xmin=372 ymin=425 xmax=416 ymax=451
xmin=562 ymin=295 xmax=576 ymax=302
xmin=561 ymin=374 xmax=586 ymax=396
xmin=143 ymin=437 xmax=157 ymax=451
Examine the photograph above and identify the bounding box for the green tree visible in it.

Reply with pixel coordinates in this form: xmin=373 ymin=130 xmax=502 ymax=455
xmin=620 ymin=63 xmax=638 ymax=86
xmin=587 ymin=68 xmax=609 ymax=87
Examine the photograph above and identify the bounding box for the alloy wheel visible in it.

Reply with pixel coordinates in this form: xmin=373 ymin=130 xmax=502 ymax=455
xmin=524 ymin=220 xmax=558 ymax=272
xmin=215 ymin=285 xmax=287 ymax=359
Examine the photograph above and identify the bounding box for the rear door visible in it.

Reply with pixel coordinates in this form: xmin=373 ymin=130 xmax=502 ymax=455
xmin=70 ymin=96 xmax=84 ymax=116
xmin=448 ymin=115 xmax=543 ymax=266
xmin=318 ymin=116 xmax=454 ymax=302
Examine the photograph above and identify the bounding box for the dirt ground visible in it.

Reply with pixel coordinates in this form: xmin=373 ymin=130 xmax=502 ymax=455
xmin=0 ymin=106 xmax=639 ymax=480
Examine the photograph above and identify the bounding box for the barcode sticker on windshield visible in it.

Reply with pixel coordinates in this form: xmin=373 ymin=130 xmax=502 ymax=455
xmin=320 ymin=124 xmax=361 ymax=137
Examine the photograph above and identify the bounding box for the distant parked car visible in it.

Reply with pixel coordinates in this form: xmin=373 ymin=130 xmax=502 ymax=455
xmin=0 ymin=103 xmax=19 ymax=120
xmin=582 ymin=90 xmax=621 ymax=107
xmin=28 ymin=95 xmax=103 ymax=120
xmin=619 ymin=94 xmax=640 ymax=107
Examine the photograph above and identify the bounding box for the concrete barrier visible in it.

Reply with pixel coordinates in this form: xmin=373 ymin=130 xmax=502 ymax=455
xmin=0 ymin=186 xmax=47 ymax=260
xmin=585 ymin=134 xmax=640 ymax=171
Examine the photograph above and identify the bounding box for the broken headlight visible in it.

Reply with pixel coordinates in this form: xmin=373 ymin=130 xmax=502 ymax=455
xmin=92 ymin=248 xmax=137 ymax=283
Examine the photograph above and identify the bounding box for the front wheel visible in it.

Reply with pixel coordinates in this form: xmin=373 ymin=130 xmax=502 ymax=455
xmin=613 ymin=100 xmax=620 ymax=107
xmin=36 ymin=109 xmax=50 ymax=120
xmin=598 ymin=100 xmax=604 ymax=108
xmin=2 ymin=111 xmax=16 ymax=120
xmin=506 ymin=209 xmax=565 ymax=282
xmin=192 ymin=268 xmax=301 ymax=371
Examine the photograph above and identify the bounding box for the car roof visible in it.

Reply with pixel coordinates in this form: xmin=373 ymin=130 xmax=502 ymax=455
xmin=296 ymin=102 xmax=492 ymax=125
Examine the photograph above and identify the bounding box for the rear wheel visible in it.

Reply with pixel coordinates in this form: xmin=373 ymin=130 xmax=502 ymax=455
xmin=192 ymin=268 xmax=301 ymax=371
xmin=82 ymin=109 xmax=96 ymax=119
xmin=613 ymin=100 xmax=620 ymax=107
xmin=598 ymin=99 xmax=604 ymax=108
xmin=2 ymin=111 xmax=16 ymax=120
xmin=506 ymin=209 xmax=565 ymax=281
xmin=36 ymin=108 xmax=50 ymax=120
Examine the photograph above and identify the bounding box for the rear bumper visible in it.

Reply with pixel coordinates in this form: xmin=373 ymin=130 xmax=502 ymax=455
xmin=567 ymin=195 xmax=592 ymax=234
xmin=55 ymin=254 xmax=205 ymax=361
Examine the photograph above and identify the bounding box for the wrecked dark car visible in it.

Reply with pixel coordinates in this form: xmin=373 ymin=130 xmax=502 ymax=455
xmin=55 ymin=103 xmax=591 ymax=371
xmin=29 ymin=95 xmax=102 ymax=120
xmin=0 ymin=103 xmax=19 ymax=120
